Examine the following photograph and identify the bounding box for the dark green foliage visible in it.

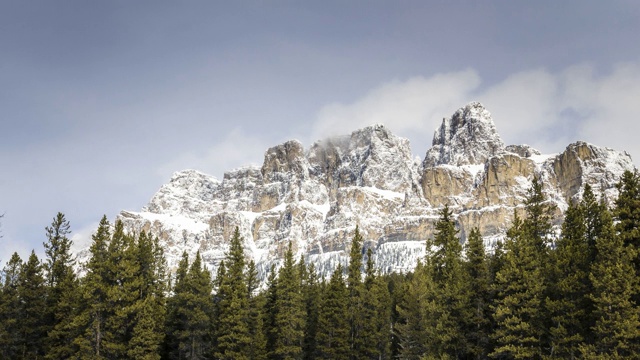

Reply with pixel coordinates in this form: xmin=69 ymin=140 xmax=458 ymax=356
xmin=394 ymin=263 xmax=431 ymax=359
xmin=43 ymin=212 xmax=81 ymax=359
xmin=491 ymin=177 xmax=555 ymax=360
xmin=166 ymin=251 xmax=213 ymax=360
xmin=420 ymin=205 xmax=471 ymax=358
xmin=347 ymin=226 xmax=365 ymax=359
xmin=17 ymin=251 xmax=48 ymax=358
xmin=0 ymin=252 xmax=23 ymax=359
xmin=359 ymin=248 xmax=391 ymax=359
xmin=215 ymin=227 xmax=251 ymax=360
xmin=464 ymin=228 xmax=491 ymax=359
xmin=246 ymin=260 xmax=267 ymax=360
xmin=614 ymin=169 xmax=640 ymax=304
xmin=581 ymin=196 xmax=640 ymax=357
xmin=270 ymin=242 xmax=305 ymax=359
xmin=301 ymin=262 xmax=320 ymax=360
xmin=316 ymin=264 xmax=350 ymax=360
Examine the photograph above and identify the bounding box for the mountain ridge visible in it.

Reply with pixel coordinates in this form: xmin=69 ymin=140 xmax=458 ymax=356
xmin=87 ymin=102 xmax=634 ymax=285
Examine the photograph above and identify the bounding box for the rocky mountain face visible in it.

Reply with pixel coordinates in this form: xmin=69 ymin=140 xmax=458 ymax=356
xmin=114 ymin=102 xmax=634 ymax=284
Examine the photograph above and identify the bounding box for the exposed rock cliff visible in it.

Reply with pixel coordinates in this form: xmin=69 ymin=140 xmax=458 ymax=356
xmin=111 ymin=102 xmax=635 ymax=285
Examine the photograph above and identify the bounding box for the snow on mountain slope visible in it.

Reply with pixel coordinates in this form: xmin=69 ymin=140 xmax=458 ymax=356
xmin=99 ymin=102 xmax=635 ymax=285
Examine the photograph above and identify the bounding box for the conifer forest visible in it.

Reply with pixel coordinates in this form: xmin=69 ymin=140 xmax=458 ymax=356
xmin=2 ymin=171 xmax=640 ymax=360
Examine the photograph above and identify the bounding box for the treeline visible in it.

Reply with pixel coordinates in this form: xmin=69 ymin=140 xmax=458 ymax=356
xmin=1 ymin=172 xmax=640 ymax=359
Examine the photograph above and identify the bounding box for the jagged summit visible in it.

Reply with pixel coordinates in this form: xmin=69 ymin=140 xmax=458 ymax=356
xmin=100 ymin=102 xmax=636 ymax=286
xmin=424 ymin=102 xmax=505 ymax=167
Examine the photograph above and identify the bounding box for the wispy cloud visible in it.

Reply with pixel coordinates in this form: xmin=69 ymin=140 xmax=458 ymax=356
xmin=309 ymin=63 xmax=640 ymax=163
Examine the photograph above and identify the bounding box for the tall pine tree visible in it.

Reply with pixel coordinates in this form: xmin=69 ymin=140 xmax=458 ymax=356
xmin=316 ymin=264 xmax=350 ymax=360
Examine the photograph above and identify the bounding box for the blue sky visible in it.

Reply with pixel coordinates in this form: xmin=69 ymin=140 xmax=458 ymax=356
xmin=2 ymin=1 xmax=640 ymax=263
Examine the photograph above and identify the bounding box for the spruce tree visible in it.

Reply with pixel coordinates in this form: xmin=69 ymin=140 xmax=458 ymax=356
xmin=347 ymin=226 xmax=365 ymax=359
xmin=43 ymin=212 xmax=80 ymax=359
xmin=164 ymin=251 xmax=190 ymax=359
xmin=464 ymin=227 xmax=491 ymax=359
xmin=360 ymin=248 xmax=391 ymax=360
xmin=271 ymin=242 xmax=305 ymax=359
xmin=490 ymin=212 xmax=546 ymax=359
xmin=394 ymin=263 xmax=432 ymax=360
xmin=423 ymin=204 xmax=470 ymax=358
xmin=263 ymin=264 xmax=278 ymax=359
xmin=614 ymin=169 xmax=640 ymax=304
xmin=17 ymin=250 xmax=48 ymax=358
xmin=302 ymin=262 xmax=320 ymax=360
xmin=215 ymin=227 xmax=251 ymax=360
xmin=316 ymin=264 xmax=350 ymax=360
xmin=246 ymin=260 xmax=267 ymax=360
xmin=72 ymin=215 xmax=111 ymax=359
xmin=547 ymin=201 xmax=590 ymax=359
xmin=580 ymin=206 xmax=640 ymax=357
xmin=0 ymin=252 xmax=23 ymax=359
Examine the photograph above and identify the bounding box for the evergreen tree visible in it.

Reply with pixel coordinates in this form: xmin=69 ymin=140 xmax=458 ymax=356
xmin=464 ymin=227 xmax=491 ymax=359
xmin=423 ymin=204 xmax=471 ymax=358
xmin=0 ymin=252 xmax=23 ymax=359
xmin=359 ymin=248 xmax=391 ymax=359
xmin=271 ymin=242 xmax=305 ymax=359
xmin=72 ymin=215 xmax=111 ymax=359
xmin=394 ymin=263 xmax=432 ymax=360
xmin=263 ymin=264 xmax=278 ymax=359
xmin=316 ymin=264 xmax=350 ymax=360
xmin=347 ymin=226 xmax=365 ymax=359
xmin=127 ymin=231 xmax=166 ymax=360
xmin=102 ymin=221 xmax=139 ymax=359
xmin=246 ymin=260 xmax=267 ymax=360
xmin=614 ymin=169 xmax=640 ymax=304
xmin=43 ymin=212 xmax=81 ymax=359
xmin=17 ymin=250 xmax=48 ymax=358
xmin=301 ymin=262 xmax=320 ymax=360
xmin=490 ymin=211 xmax=546 ymax=359
xmin=165 ymin=251 xmax=190 ymax=359
xmin=547 ymin=201 xmax=589 ymax=359
xmin=215 ymin=227 xmax=251 ymax=360
xmin=580 ymin=206 xmax=640 ymax=357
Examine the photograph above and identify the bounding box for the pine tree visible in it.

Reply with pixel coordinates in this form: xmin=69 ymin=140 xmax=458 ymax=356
xmin=547 ymin=201 xmax=589 ymax=359
xmin=423 ymin=204 xmax=471 ymax=358
xmin=72 ymin=215 xmax=111 ymax=359
xmin=359 ymin=248 xmax=391 ymax=360
xmin=17 ymin=250 xmax=48 ymax=358
xmin=614 ymin=169 xmax=640 ymax=304
xmin=302 ymin=262 xmax=320 ymax=360
xmin=246 ymin=260 xmax=267 ymax=360
xmin=316 ymin=264 xmax=350 ymax=360
xmin=263 ymin=264 xmax=279 ymax=359
xmin=580 ymin=205 xmax=640 ymax=357
xmin=127 ymin=231 xmax=166 ymax=360
xmin=215 ymin=227 xmax=251 ymax=360
xmin=490 ymin=211 xmax=546 ymax=359
xmin=347 ymin=226 xmax=365 ymax=359
xmin=165 ymin=251 xmax=190 ymax=359
xmin=394 ymin=263 xmax=432 ymax=360
xmin=43 ymin=212 xmax=81 ymax=359
xmin=102 ymin=221 xmax=139 ymax=359
xmin=0 ymin=252 xmax=23 ymax=359
xmin=271 ymin=242 xmax=305 ymax=359
xmin=464 ymin=227 xmax=491 ymax=360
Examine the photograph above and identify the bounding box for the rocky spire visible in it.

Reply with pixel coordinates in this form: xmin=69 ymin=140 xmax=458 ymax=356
xmin=423 ymin=102 xmax=505 ymax=167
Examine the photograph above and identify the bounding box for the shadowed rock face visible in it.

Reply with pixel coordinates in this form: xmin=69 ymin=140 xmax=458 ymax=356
xmin=103 ymin=102 xmax=635 ymax=286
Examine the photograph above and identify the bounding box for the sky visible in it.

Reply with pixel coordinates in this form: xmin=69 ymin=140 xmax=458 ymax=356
xmin=1 ymin=1 xmax=640 ymax=264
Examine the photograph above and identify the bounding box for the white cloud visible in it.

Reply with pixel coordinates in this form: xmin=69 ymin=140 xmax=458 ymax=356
xmin=311 ymin=69 xmax=481 ymax=146
xmin=309 ymin=63 xmax=640 ymax=164
xmin=158 ymin=128 xmax=271 ymax=180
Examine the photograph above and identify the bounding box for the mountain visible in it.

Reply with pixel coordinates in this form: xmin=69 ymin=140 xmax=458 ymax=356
xmin=109 ymin=102 xmax=634 ymax=284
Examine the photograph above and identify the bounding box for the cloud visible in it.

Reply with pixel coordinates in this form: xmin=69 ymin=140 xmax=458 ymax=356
xmin=309 ymin=63 xmax=640 ymax=164
xmin=157 ymin=128 xmax=272 ymax=180
xmin=311 ymin=69 xmax=481 ymax=146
